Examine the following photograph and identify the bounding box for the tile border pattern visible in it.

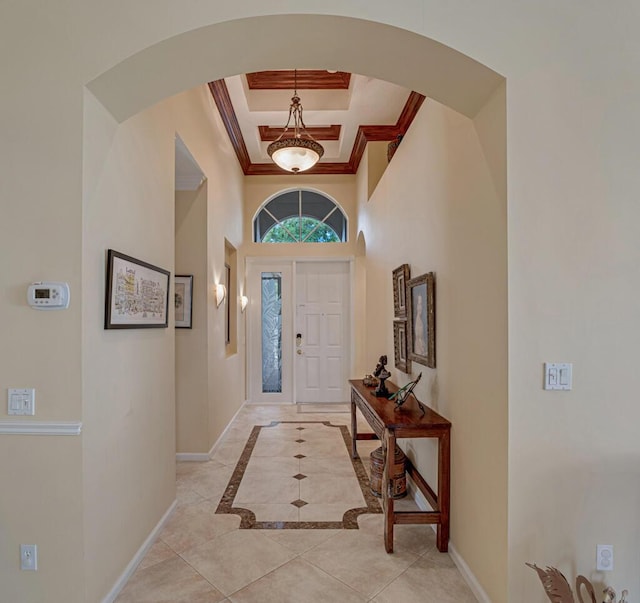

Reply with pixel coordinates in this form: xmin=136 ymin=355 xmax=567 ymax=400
xmin=216 ymin=420 xmax=381 ymax=529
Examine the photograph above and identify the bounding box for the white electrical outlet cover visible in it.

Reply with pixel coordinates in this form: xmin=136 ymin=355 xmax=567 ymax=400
xmin=597 ymin=544 xmax=613 ymax=571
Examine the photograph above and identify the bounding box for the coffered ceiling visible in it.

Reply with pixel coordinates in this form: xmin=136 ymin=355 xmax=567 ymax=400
xmin=208 ymin=70 xmax=425 ymax=176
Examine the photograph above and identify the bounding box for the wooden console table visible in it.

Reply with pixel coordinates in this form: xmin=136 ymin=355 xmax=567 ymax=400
xmin=349 ymin=379 xmax=451 ymax=553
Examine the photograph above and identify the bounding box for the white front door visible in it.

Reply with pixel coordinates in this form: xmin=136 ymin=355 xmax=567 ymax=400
xmin=295 ymin=261 xmax=350 ymax=403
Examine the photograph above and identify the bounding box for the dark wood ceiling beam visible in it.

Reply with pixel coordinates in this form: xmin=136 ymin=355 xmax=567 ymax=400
xmin=397 ymin=91 xmax=427 ymax=133
xmin=359 ymin=125 xmax=402 ymax=141
xmin=259 ymin=124 xmax=341 ymax=142
xmin=348 ymin=126 xmax=401 ymax=172
xmin=348 ymin=92 xmax=425 ymax=173
xmin=208 ymin=80 xmax=251 ymax=175
xmin=247 ymin=70 xmax=351 ymax=90
xmin=347 ymin=129 xmax=369 ymax=173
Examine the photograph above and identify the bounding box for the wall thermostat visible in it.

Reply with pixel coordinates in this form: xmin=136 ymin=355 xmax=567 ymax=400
xmin=27 ymin=282 xmax=70 ymax=310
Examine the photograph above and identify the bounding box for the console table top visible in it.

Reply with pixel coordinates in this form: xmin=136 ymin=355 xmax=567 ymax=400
xmin=349 ymin=379 xmax=451 ymax=431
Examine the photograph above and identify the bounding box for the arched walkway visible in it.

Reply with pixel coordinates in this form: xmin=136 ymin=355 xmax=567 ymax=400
xmin=83 ymin=14 xmax=507 ymax=603
xmin=87 ymin=15 xmax=504 ymax=123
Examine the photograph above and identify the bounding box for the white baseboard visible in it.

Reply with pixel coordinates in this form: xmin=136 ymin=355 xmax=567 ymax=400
xmin=406 ymin=478 xmax=431 ymax=512
xmin=175 ymin=400 xmax=247 ymax=462
xmin=448 ymin=542 xmax=492 ymax=603
xmin=406 ymin=480 xmax=491 ymax=603
xmin=102 ymin=499 xmax=177 ymax=603
xmin=176 ymin=452 xmax=211 ymax=461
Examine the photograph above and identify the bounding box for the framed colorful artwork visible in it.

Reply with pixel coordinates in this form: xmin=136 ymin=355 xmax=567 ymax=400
xmin=104 ymin=249 xmax=170 ymax=329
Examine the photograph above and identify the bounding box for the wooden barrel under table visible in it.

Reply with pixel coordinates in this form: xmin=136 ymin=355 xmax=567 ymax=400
xmin=370 ymin=445 xmax=407 ymax=499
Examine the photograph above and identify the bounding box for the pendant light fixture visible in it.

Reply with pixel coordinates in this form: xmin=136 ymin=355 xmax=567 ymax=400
xmin=267 ymin=70 xmax=324 ymax=173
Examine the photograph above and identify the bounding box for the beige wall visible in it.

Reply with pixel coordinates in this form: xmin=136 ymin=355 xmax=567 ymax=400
xmin=506 ymin=57 xmax=640 ymax=603
xmin=359 ymin=98 xmax=508 ymax=602
xmin=176 ymin=186 xmax=210 ymax=453
xmin=82 ymin=91 xmax=178 ymax=601
xmin=0 ymin=439 xmax=84 ymax=602
xmin=81 ymin=84 xmax=244 ymax=602
xmin=367 ymin=141 xmax=390 ymax=199
xmin=0 ymin=5 xmax=85 ymax=600
xmin=201 ymin=115 xmax=245 ymax=447
xmin=2 ymin=4 xmax=640 ymax=602
xmin=243 ymin=175 xmax=358 ymax=259
xmin=173 ymin=87 xmax=246 ymax=451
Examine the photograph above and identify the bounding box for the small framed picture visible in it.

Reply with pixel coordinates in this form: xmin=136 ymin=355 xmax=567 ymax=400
xmin=392 ymin=264 xmax=410 ymax=319
xmin=393 ymin=320 xmax=411 ymax=373
xmin=406 ymin=272 xmax=435 ymax=368
xmin=104 ymin=249 xmax=170 ymax=329
xmin=175 ymin=275 xmax=193 ymax=329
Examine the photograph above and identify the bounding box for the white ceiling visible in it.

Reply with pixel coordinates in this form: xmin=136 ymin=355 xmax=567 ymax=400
xmin=224 ymin=73 xmax=412 ymax=164
xmin=174 ymin=71 xmax=414 ymax=184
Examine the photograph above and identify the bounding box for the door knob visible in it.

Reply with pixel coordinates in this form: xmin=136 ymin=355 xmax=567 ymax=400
xmin=297 ymin=349 xmax=303 ymax=355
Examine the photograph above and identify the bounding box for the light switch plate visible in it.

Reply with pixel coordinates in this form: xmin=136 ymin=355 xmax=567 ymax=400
xmin=544 ymin=363 xmax=572 ymax=390
xmin=8 ymin=389 xmax=35 ymax=415
xmin=20 ymin=544 xmax=37 ymax=571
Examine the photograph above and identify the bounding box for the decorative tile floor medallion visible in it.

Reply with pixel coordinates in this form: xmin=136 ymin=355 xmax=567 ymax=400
xmin=216 ymin=421 xmax=381 ymax=529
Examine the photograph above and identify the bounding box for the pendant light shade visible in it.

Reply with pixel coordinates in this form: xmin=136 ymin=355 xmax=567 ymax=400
xmin=268 ymin=137 xmax=324 ymax=173
xmin=267 ymin=72 xmax=324 ymax=173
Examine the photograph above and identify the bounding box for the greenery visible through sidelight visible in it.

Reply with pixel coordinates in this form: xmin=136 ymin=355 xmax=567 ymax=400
xmin=263 ymin=217 xmax=340 ymax=243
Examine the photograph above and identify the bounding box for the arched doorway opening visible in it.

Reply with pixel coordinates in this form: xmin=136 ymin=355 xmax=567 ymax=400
xmin=83 ymin=14 xmax=507 ymax=603
xmin=87 ymin=15 xmax=504 ymax=124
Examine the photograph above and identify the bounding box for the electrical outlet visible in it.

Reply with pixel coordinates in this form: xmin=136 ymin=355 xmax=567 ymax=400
xmin=20 ymin=544 xmax=37 ymax=571
xmin=597 ymin=544 xmax=613 ymax=571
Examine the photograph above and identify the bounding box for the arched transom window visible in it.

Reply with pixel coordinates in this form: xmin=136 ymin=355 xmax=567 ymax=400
xmin=254 ymin=189 xmax=347 ymax=243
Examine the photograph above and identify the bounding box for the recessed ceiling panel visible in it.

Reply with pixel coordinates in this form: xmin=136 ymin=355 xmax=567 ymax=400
xmin=210 ymin=70 xmax=425 ymax=175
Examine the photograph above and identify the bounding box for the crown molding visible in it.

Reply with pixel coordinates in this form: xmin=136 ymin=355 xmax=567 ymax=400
xmin=347 ymin=92 xmax=425 ymax=172
xmin=208 ymin=80 xmax=251 ymax=173
xmin=397 ymin=91 xmax=427 ymax=132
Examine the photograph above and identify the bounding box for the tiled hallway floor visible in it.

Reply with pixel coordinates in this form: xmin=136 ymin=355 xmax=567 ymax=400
xmin=116 ymin=403 xmax=477 ymax=602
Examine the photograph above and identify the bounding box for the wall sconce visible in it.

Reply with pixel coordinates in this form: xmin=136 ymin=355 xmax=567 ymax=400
xmin=240 ymin=295 xmax=249 ymax=313
xmin=215 ymin=283 xmax=227 ymax=308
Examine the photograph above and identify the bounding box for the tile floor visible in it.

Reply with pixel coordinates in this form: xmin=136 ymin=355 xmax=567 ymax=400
xmin=116 ymin=403 xmax=478 ymax=602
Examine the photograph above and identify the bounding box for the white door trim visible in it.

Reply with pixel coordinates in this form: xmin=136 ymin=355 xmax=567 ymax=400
xmin=247 ymin=261 xmax=293 ymax=404
xmin=245 ymin=256 xmax=355 ymax=404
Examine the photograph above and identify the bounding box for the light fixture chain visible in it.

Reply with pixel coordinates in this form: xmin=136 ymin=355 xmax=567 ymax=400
xmin=266 ymin=67 xmax=324 ymax=173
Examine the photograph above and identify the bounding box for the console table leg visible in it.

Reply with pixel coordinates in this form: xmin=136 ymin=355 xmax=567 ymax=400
xmin=350 ymin=397 xmax=358 ymax=458
xmin=383 ymin=430 xmax=396 ymax=553
xmin=436 ymin=430 xmax=451 ymax=552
